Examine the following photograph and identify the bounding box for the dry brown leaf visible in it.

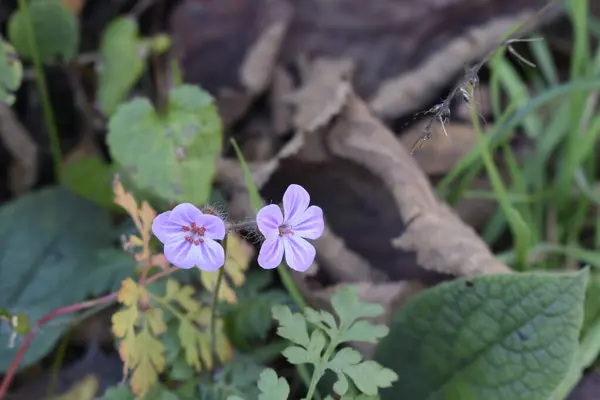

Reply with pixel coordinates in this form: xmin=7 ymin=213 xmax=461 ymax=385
xmin=170 ymin=0 xmax=293 ymax=127
xmin=270 ymin=66 xmax=294 ymax=135
xmin=398 ymin=121 xmax=477 ymax=176
xmin=289 ymin=57 xmax=354 ymax=132
xmin=326 ymin=92 xmax=511 ymax=276
xmin=0 ymin=103 xmax=38 ymax=196
xmin=280 ymin=0 xmax=554 ymax=120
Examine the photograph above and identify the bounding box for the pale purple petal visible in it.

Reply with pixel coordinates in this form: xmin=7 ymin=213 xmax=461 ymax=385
xmin=257 ymin=204 xmax=284 ymax=239
xmin=191 ymin=238 xmax=225 ymax=271
xmin=169 ymin=203 xmax=204 ymax=225
xmin=292 ymin=205 xmax=324 ymax=240
xmin=196 ymin=214 xmax=226 ymax=240
xmin=152 ymin=211 xmax=184 ymax=244
xmin=164 ymin=240 xmax=195 ymax=269
xmin=257 ymin=237 xmax=284 ymax=269
xmin=283 ymin=236 xmax=316 ymax=272
xmin=283 ymin=184 xmax=310 ymax=225
xmin=164 ymin=238 xmax=224 ymax=271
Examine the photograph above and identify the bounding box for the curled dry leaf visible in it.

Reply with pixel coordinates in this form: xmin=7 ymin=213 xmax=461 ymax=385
xmin=326 ymin=92 xmax=511 ymax=277
xmin=170 ymin=0 xmax=293 ymax=127
xmin=280 ymin=0 xmax=555 ymax=119
xmin=289 ymin=57 xmax=354 ymax=133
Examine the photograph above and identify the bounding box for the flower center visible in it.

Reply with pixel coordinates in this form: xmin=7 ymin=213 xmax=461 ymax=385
xmin=278 ymin=224 xmax=293 ymax=237
xmin=181 ymin=222 xmax=206 ymax=246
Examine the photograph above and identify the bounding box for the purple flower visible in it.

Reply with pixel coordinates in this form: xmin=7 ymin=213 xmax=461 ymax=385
xmin=256 ymin=184 xmax=324 ymax=271
xmin=152 ymin=203 xmax=226 ymax=271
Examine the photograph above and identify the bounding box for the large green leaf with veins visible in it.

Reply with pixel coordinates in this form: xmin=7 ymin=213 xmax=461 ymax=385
xmin=0 ymin=187 xmax=135 ymax=371
xmin=374 ymin=270 xmax=588 ymax=400
xmin=107 ymin=85 xmax=222 ymax=207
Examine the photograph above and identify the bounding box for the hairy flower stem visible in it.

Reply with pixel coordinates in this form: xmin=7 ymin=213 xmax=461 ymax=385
xmin=210 ymin=236 xmax=227 ymax=371
xmin=0 ymin=266 xmax=179 ymax=399
xmin=16 ymin=0 xmax=63 ymax=182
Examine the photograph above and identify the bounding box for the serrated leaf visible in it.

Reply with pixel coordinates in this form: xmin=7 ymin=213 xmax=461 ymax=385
xmin=306 ymin=330 xmax=327 ymax=362
xmin=327 ymin=347 xmax=363 ymax=372
xmin=131 ymin=322 xmax=166 ymax=396
xmin=327 ymin=348 xmax=396 ymax=396
xmin=201 ymin=233 xmax=252 ymax=303
xmin=333 ymin=373 xmax=349 ymax=396
xmin=272 ymin=305 xmax=310 ymax=347
xmin=0 ymin=37 xmax=22 ymax=105
xmin=165 ymin=279 xmax=201 ymax=313
xmin=118 ymin=278 xmax=141 ymax=306
xmin=146 ymin=308 xmax=167 ymax=335
xmin=178 ymin=318 xmax=210 ymax=371
xmin=340 ymin=321 xmax=389 ymax=344
xmin=107 ymin=85 xmax=222 ymax=207
xmin=305 ymin=307 xmax=337 ymax=332
xmin=331 ymin=286 xmax=384 ymax=330
xmin=8 ymin=0 xmax=78 ymax=63
xmin=374 ymin=270 xmax=589 ymax=400
xmin=112 ymin=306 xmax=139 ymax=338
xmin=63 ymin=156 xmax=118 ymax=211
xmin=257 ymin=369 xmax=290 ymax=400
xmin=0 ymin=187 xmax=134 ymax=372
xmin=282 ymin=346 xmax=310 ymax=364
xmin=97 ymin=17 xmax=145 ymax=117
xmin=343 ymin=361 xmax=398 ymax=396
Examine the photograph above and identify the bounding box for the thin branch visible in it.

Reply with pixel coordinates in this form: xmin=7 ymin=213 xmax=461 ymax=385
xmin=0 ymin=265 xmax=179 ymax=399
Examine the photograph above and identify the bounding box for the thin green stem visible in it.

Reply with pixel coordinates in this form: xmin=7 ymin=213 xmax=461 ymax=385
xmin=147 ymin=292 xmax=187 ymax=321
xmin=17 ymin=0 xmax=63 ymax=181
xmin=277 ymin=265 xmax=306 ymax=310
xmin=210 ymin=237 xmax=227 ymax=367
xmin=305 ymin=338 xmax=338 ymax=400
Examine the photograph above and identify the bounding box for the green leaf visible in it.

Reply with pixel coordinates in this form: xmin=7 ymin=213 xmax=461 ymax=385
xmin=97 ymin=17 xmax=146 ymax=117
xmin=340 ymin=320 xmax=388 ymax=344
xmin=97 ymin=386 xmax=136 ymax=400
xmin=281 ymin=346 xmax=310 ymax=364
xmin=0 ymin=37 xmax=22 ymax=105
xmin=0 ymin=187 xmax=135 ymax=371
xmin=257 ymin=368 xmax=290 ymax=400
xmin=63 ymin=156 xmax=119 ymax=211
xmin=107 ymin=85 xmax=222 ymax=207
xmin=306 ymin=330 xmax=327 ymax=362
xmin=326 ymin=347 xmax=397 ymax=395
xmin=272 ymin=305 xmax=310 ymax=347
xmin=343 ymin=361 xmax=398 ymax=396
xmin=305 ymin=307 xmax=337 ymax=332
xmin=331 ymin=286 xmax=384 ymax=329
xmin=374 ymin=270 xmax=589 ymax=400
xmin=8 ymin=0 xmax=78 ymax=63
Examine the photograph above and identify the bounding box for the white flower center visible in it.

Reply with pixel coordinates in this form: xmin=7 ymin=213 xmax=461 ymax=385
xmin=278 ymin=223 xmax=293 ymax=237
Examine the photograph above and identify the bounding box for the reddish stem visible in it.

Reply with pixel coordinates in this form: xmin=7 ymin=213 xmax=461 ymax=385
xmin=0 ymin=293 xmax=116 ymax=398
xmin=0 ymin=266 xmax=178 ymax=399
